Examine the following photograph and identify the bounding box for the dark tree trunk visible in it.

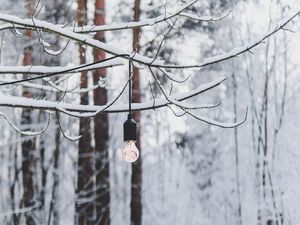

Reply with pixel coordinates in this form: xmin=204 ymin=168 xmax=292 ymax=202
xmin=76 ymin=0 xmax=95 ymax=224
xmin=93 ymin=1 xmax=110 ymax=224
xmin=9 ymin=138 xmax=21 ymax=225
xmin=131 ymin=1 xmax=142 ymax=225
xmin=21 ymin=1 xmax=37 ymax=225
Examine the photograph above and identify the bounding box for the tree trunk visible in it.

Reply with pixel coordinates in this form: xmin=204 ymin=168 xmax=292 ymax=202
xmin=48 ymin=110 xmax=61 ymax=225
xmin=93 ymin=1 xmax=110 ymax=224
xmin=131 ymin=1 xmax=142 ymax=225
xmin=21 ymin=1 xmax=37 ymax=225
xmin=76 ymin=0 xmax=95 ymax=224
xmin=232 ymin=73 xmax=242 ymax=225
xmin=9 ymin=132 xmax=21 ymax=225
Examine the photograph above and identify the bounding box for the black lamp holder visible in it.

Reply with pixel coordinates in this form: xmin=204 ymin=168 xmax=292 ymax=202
xmin=123 ymin=114 xmax=137 ymax=141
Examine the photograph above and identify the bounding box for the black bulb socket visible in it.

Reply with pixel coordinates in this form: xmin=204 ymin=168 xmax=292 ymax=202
xmin=123 ymin=114 xmax=137 ymax=141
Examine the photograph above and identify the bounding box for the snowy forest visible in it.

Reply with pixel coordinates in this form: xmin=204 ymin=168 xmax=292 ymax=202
xmin=0 ymin=0 xmax=299 ymax=225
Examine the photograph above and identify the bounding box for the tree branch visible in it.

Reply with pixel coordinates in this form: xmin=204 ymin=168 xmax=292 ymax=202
xmin=0 ymin=57 xmax=123 ymax=74
xmin=0 ymin=77 xmax=226 ymax=115
xmin=0 ymin=10 xmax=298 ymax=69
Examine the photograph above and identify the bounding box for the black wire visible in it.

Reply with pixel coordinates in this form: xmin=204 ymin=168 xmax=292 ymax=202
xmin=0 ymin=55 xmax=127 ymax=86
xmin=128 ymin=60 xmax=132 ymax=114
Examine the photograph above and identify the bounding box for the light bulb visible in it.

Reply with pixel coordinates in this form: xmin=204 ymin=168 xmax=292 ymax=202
xmin=122 ymin=140 xmax=139 ymax=162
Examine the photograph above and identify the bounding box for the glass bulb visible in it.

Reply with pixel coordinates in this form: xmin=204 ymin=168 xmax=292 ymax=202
xmin=122 ymin=140 xmax=139 ymax=162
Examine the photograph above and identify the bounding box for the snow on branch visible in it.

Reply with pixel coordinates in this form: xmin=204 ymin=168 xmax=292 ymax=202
xmin=149 ymin=66 xmax=247 ymax=128
xmin=71 ymin=0 xmax=231 ymax=33
xmin=0 ymin=7 xmax=298 ymax=132
xmin=0 ymin=0 xmax=230 ymax=34
xmin=74 ymin=0 xmax=199 ymax=32
xmin=0 ymin=77 xmax=226 ymax=115
xmin=0 ymin=10 xmax=298 ymax=69
xmin=158 ymin=10 xmax=300 ymax=68
xmin=0 ymin=56 xmax=124 ymax=86
xmin=0 ymin=13 xmax=164 ymax=66
xmin=0 ymin=57 xmax=123 ymax=75
xmin=0 ymin=78 xmax=101 ymax=94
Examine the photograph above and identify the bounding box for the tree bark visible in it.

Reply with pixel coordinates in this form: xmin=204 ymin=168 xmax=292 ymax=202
xmin=9 ymin=136 xmax=21 ymax=225
xmin=76 ymin=0 xmax=95 ymax=225
xmin=21 ymin=1 xmax=37 ymax=225
xmin=93 ymin=1 xmax=110 ymax=224
xmin=131 ymin=1 xmax=142 ymax=225
xmin=48 ymin=110 xmax=61 ymax=225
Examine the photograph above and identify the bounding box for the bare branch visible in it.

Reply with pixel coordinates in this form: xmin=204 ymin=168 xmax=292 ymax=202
xmin=185 ymin=108 xmax=248 ymax=128
xmin=36 ymin=27 xmax=70 ymax=56
xmin=0 ymin=111 xmax=50 ymax=136
xmin=179 ymin=10 xmax=231 ymax=22
xmin=55 ymin=111 xmax=81 ymax=141
xmin=158 ymin=68 xmax=191 ymax=83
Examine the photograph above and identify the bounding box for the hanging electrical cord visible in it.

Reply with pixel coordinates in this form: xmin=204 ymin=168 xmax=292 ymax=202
xmin=122 ymin=60 xmax=139 ymax=163
xmin=128 ymin=59 xmax=132 ymax=114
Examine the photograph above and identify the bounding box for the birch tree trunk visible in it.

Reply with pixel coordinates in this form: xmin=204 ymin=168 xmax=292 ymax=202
xmin=93 ymin=1 xmax=110 ymax=224
xmin=131 ymin=1 xmax=142 ymax=225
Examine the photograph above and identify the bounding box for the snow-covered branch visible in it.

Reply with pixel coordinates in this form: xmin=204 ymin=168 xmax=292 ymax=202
xmin=0 ymin=10 xmax=298 ymax=69
xmin=0 ymin=13 xmax=163 ymax=66
xmin=73 ymin=0 xmax=199 ymax=32
xmin=0 ymin=78 xmax=102 ymax=94
xmin=0 ymin=77 xmax=226 ymax=115
xmin=0 ymin=0 xmax=229 ymax=34
xmin=0 ymin=57 xmax=123 ymax=74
